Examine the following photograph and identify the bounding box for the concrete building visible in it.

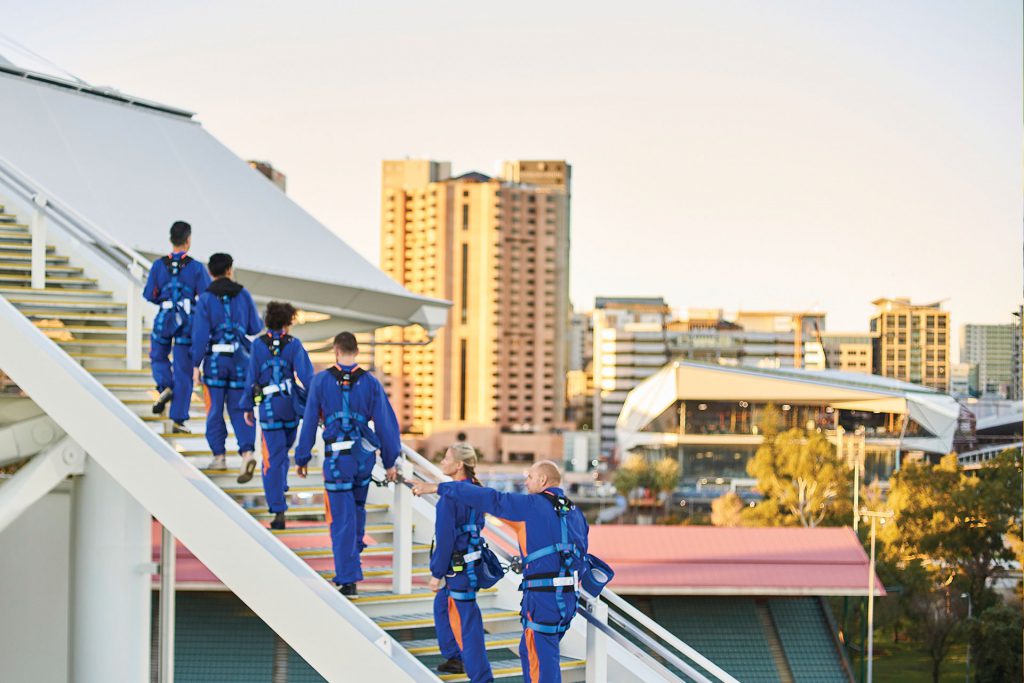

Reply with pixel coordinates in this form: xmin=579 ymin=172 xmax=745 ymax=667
xmin=376 ymin=159 xmax=571 ymax=461
xmin=949 ymin=362 xmax=974 ymax=398
xmin=961 ymin=322 xmax=1018 ymax=398
xmin=566 ymin=310 xmax=594 ymax=429
xmin=818 ymin=332 xmax=873 ymax=374
xmin=617 ymin=361 xmax=967 ymax=496
xmin=591 ymin=297 xmax=673 ymax=458
xmin=870 ymin=298 xmax=950 ymax=392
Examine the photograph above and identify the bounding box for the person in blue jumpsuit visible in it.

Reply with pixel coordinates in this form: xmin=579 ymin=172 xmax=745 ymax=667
xmin=293 ymin=331 xmax=401 ymax=596
xmin=144 ymin=221 xmax=211 ymax=433
xmin=429 ymin=443 xmax=494 ymax=681
xmin=413 ymin=460 xmax=589 ymax=683
xmin=240 ymin=301 xmax=314 ymax=529
xmin=190 ymin=253 xmax=263 ymax=474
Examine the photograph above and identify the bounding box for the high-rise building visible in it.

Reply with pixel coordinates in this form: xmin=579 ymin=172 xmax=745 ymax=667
xmin=961 ymin=322 xmax=1019 ymax=398
xmin=591 ymin=297 xmax=672 ymax=457
xmin=870 ymin=298 xmax=949 ymax=391
xmin=376 ymin=159 xmax=571 ymax=460
xmin=566 ymin=311 xmax=594 ymax=429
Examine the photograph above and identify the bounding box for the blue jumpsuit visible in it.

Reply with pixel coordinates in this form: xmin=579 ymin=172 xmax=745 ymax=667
xmin=437 ymin=482 xmax=589 ymax=683
xmin=191 ymin=280 xmax=263 ymax=456
xmin=294 ymin=364 xmax=401 ymax=585
xmin=144 ymin=252 xmax=211 ymax=424
xmin=239 ymin=332 xmax=314 ymax=514
xmin=431 ymin=491 xmax=494 ymax=683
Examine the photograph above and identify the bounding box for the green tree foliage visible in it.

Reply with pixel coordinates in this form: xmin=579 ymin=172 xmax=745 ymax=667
xmin=711 ymin=492 xmax=744 ymax=527
xmin=970 ymin=603 xmax=1024 ymax=683
xmin=743 ymin=403 xmax=852 ymax=527
xmin=612 ymin=454 xmax=652 ymax=498
xmin=881 ymin=451 xmax=1021 ymax=611
xmin=652 ymin=457 xmax=681 ymax=515
xmin=907 ymin=590 xmax=966 ymax=683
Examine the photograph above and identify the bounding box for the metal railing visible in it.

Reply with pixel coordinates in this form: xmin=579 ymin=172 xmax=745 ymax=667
xmin=400 ymin=445 xmax=740 ymax=683
xmin=0 ymin=155 xmax=150 ymax=368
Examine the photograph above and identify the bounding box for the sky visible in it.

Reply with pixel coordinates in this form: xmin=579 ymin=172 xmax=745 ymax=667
xmin=3 ymin=1 xmax=1021 ymax=345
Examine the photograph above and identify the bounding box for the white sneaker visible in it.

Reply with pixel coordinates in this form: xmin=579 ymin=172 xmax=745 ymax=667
xmin=204 ymin=454 xmax=227 ymax=471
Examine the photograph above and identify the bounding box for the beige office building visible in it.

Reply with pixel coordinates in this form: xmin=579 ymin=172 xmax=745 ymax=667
xmin=870 ymin=298 xmax=950 ymax=391
xmin=376 ymin=159 xmax=571 ymax=461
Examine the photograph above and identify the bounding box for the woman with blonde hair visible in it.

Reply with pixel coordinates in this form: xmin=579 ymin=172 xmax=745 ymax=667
xmin=429 ymin=443 xmax=493 ymax=681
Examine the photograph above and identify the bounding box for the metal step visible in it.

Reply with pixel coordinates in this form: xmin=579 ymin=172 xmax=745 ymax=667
xmin=272 ymin=522 xmax=391 ymax=538
xmin=292 ymin=543 xmax=430 ymax=559
xmin=375 ymin=607 xmax=520 ymax=631
xmin=438 ymin=657 xmax=585 ymax=682
xmin=18 ymin=309 xmax=128 ymax=321
xmin=0 ymin=285 xmax=109 ymax=298
xmin=0 ymin=243 xmax=55 ymax=253
xmin=0 ymin=253 xmax=69 ymax=264
xmin=7 ymin=297 xmax=125 ymax=309
xmin=0 ymin=262 xmax=83 ymax=274
xmin=402 ymin=630 xmax=523 ymax=656
xmin=317 ymin=565 xmax=430 ymax=580
xmin=247 ymin=503 xmax=388 ymax=517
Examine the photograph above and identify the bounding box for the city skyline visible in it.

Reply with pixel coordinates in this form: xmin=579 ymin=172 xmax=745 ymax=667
xmin=5 ymin=1 xmax=1020 ymax=335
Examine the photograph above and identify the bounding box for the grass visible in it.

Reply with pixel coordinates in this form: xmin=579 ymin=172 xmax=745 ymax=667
xmin=854 ymin=632 xmax=968 ymax=683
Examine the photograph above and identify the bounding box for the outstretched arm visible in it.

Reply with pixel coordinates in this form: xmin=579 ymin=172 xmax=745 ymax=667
xmin=434 ymin=481 xmax=535 ymax=521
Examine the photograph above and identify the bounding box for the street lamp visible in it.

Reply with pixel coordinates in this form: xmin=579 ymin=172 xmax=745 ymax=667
xmin=860 ymin=507 xmax=893 ymax=683
xmin=960 ymin=592 xmax=972 ymax=683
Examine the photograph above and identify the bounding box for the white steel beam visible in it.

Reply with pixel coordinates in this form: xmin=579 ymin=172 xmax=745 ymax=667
xmin=0 ymin=414 xmax=65 ymax=468
xmin=0 ymin=435 xmax=83 ymax=534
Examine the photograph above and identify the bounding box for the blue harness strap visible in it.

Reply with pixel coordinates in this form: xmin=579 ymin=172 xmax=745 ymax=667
xmin=257 ymin=334 xmax=298 ymax=430
xmin=447 ymin=510 xmax=485 ymax=600
xmin=322 ymin=366 xmax=375 ymax=491
xmin=206 ymin=294 xmax=247 ymax=389
xmin=520 ymin=492 xmax=582 ymax=634
xmin=152 ymin=254 xmax=195 ymax=345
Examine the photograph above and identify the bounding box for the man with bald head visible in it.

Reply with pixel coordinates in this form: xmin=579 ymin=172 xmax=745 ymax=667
xmin=413 ymin=460 xmax=590 ymax=683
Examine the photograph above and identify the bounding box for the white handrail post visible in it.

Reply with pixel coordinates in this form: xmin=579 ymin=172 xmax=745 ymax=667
xmin=30 ymin=193 xmax=47 ymax=290
xmin=158 ymin=524 xmax=176 ymax=683
xmin=586 ymin=599 xmax=609 ymax=683
xmin=391 ymin=457 xmax=413 ymax=595
xmin=126 ymin=261 xmax=143 ymax=370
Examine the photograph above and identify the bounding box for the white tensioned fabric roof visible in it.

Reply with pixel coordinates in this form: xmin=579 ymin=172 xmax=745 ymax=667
xmin=617 ymin=361 xmax=962 ymax=455
xmin=0 ymin=64 xmax=449 ymax=334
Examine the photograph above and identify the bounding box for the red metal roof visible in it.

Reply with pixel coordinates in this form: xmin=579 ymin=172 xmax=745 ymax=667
xmin=587 ymin=525 xmax=884 ymax=597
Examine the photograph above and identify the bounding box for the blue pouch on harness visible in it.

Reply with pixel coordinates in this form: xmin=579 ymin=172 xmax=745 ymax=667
xmin=579 ymin=553 xmax=614 ymax=598
xmin=474 ymin=546 xmax=505 ymax=590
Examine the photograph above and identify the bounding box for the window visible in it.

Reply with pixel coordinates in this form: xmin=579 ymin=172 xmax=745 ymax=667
xmin=462 ymin=204 xmax=469 ymax=230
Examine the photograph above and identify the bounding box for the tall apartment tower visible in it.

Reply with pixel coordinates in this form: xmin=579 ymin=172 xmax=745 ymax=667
xmin=961 ymin=323 xmax=1018 ymax=398
xmin=870 ymin=298 xmax=950 ymax=391
xmin=377 ymin=159 xmax=571 ymax=446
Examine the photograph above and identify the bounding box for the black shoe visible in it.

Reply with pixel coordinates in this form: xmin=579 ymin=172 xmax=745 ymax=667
xmin=152 ymin=388 xmax=173 ymax=415
xmin=270 ymin=512 xmax=286 ymax=530
xmin=171 ymin=421 xmax=190 ymax=434
xmin=437 ymin=658 xmax=464 ymax=674
xmin=338 ymin=582 xmax=357 ymax=596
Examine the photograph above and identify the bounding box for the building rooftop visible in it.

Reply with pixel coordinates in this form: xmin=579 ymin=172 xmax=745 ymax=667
xmin=587 ymin=525 xmax=884 ymax=596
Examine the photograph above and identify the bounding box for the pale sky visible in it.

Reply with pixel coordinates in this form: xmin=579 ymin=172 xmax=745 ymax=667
xmin=4 ymin=1 xmax=1021 ymax=345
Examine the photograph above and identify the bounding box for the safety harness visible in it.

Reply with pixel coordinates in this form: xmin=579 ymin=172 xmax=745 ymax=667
xmin=519 ymin=491 xmax=584 ymax=635
xmin=446 ymin=507 xmax=486 ymax=601
xmin=254 ymin=333 xmax=297 ymax=430
xmin=322 ymin=366 xmax=374 ymax=492
xmin=204 ymin=294 xmax=247 ymax=389
xmin=152 ymin=253 xmax=195 ymax=345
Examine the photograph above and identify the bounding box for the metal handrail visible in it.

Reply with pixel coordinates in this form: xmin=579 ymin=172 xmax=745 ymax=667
xmin=400 ymin=443 xmax=735 ymax=682
xmin=0 ymin=154 xmax=150 ymax=283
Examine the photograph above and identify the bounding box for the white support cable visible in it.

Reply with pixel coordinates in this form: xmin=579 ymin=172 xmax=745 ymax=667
xmin=0 ymin=436 xmax=84 ymax=535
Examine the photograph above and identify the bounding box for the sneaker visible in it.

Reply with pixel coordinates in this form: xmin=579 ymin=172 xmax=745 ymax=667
xmin=204 ymin=454 xmax=227 ymax=471
xmin=152 ymin=388 xmax=173 ymax=415
xmin=270 ymin=512 xmax=286 ymax=530
xmin=171 ymin=421 xmax=191 ymax=434
xmin=437 ymin=658 xmax=465 ymax=674
xmin=338 ymin=583 xmax=357 ymax=596
xmin=237 ymin=454 xmax=256 ymax=484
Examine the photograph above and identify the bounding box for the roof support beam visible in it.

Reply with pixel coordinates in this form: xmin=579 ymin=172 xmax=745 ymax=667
xmin=0 ymin=435 xmax=84 ymax=535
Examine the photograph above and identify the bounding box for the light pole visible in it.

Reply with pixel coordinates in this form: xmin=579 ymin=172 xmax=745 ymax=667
xmin=861 ymin=507 xmax=893 ymax=683
xmin=960 ymin=592 xmax=972 ymax=683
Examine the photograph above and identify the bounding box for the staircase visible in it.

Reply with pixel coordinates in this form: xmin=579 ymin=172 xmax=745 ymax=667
xmin=755 ymin=600 xmax=795 ymax=683
xmin=0 ymin=209 xmax=587 ymax=682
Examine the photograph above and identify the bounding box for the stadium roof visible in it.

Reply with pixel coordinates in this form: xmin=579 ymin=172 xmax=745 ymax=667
xmin=617 ymin=361 xmax=962 ymax=454
xmin=0 ymin=59 xmax=449 ymax=334
xmin=587 ymin=526 xmax=884 ymax=597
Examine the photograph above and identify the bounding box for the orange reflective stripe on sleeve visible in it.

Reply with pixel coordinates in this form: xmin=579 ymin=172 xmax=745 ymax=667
xmin=448 ymin=596 xmax=464 ymax=650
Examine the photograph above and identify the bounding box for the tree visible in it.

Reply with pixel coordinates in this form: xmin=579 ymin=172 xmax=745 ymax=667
xmin=743 ymin=404 xmax=851 ymax=527
xmin=881 ymin=451 xmax=1021 ymax=611
xmin=652 ymin=457 xmax=681 ymax=517
xmin=711 ymin=492 xmax=744 ymax=527
xmin=907 ymin=590 xmax=966 ymax=683
xmin=970 ymin=603 xmax=1023 ymax=683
